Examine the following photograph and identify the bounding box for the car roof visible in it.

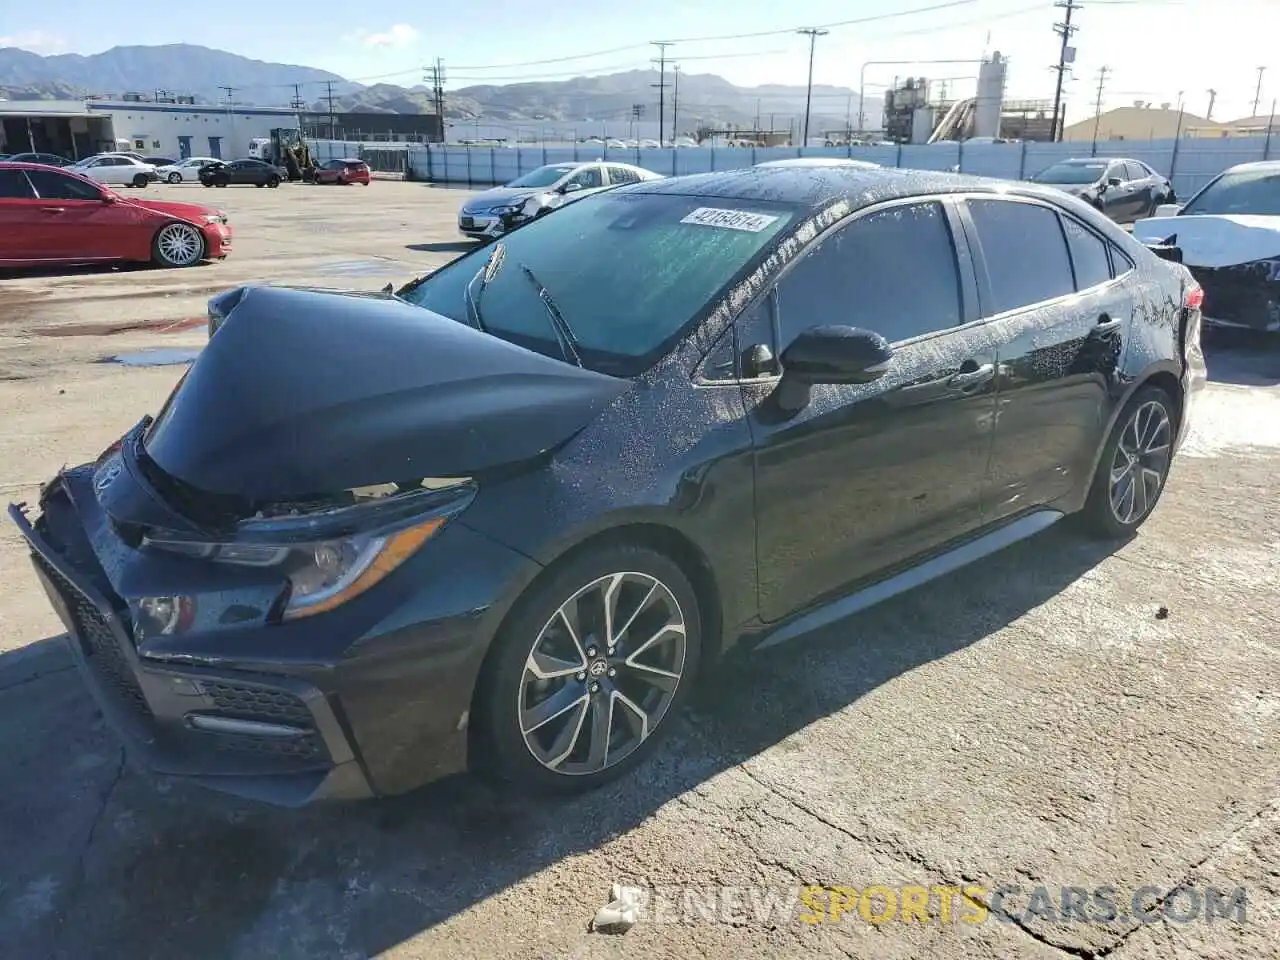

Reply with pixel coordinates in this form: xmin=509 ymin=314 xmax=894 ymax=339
xmin=0 ymin=160 xmax=82 ymax=172
xmin=755 ymin=158 xmax=880 ymax=169
xmin=1223 ymin=160 xmax=1280 ymax=174
xmin=626 ymin=165 xmax=1079 ymax=212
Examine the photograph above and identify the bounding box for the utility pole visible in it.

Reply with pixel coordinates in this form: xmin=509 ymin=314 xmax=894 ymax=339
xmin=671 ymin=65 xmax=680 ymax=143
xmin=1253 ymin=66 xmax=1266 ymax=116
xmin=323 ymin=80 xmax=337 ymax=139
xmin=1050 ymin=0 xmax=1081 ymax=143
xmin=219 ymin=86 xmax=236 ymax=153
xmin=290 ymin=83 xmax=305 ymax=111
xmin=755 ymin=99 xmax=761 ymax=135
xmin=1205 ymin=87 xmax=1217 ymax=121
xmin=651 ymin=42 xmax=674 ymax=148
xmin=425 ymin=59 xmax=446 ymax=143
xmin=1090 ymin=65 xmax=1109 ymax=155
xmin=796 ymin=28 xmax=828 ymax=146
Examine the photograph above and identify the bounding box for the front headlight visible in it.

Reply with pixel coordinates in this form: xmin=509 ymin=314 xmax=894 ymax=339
xmin=142 ymin=515 xmax=446 ymax=621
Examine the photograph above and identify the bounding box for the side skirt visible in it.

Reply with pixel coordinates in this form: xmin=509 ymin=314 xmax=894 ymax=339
xmin=754 ymin=509 xmax=1064 ymax=651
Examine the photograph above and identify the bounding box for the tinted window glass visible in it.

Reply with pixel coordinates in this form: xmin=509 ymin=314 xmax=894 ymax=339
xmin=401 ymin=192 xmax=796 ymax=376
xmin=776 ymin=201 xmax=961 ymax=346
xmin=566 ymin=166 xmax=603 ymax=189
xmin=1062 ymin=217 xmax=1112 ymax=290
xmin=609 ymin=166 xmax=639 ymax=185
xmin=1180 ymin=169 xmax=1280 ymax=216
xmin=506 ymin=164 xmax=575 ymax=188
xmin=0 ymin=169 xmax=35 ymax=198
xmin=26 ymin=169 xmax=103 ymax=201
xmin=1031 ymin=161 xmax=1106 ymax=184
xmin=969 ymin=199 xmax=1074 ymax=315
xmin=1124 ymin=161 xmax=1146 ymax=181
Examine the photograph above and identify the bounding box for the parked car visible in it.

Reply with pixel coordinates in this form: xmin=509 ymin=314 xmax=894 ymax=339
xmin=313 ymin=158 xmax=371 ymax=185
xmin=458 ymin=161 xmax=662 ymax=239
xmin=1029 ymin=157 xmax=1175 ymax=224
xmin=9 ymin=166 xmax=1205 ymax=806
xmin=755 ymin=157 xmax=880 ymax=169
xmin=155 ymin=157 xmax=220 ymax=184
xmin=4 ymin=152 xmax=72 ymax=167
xmin=1132 ymin=160 xmax=1280 ymax=333
xmin=0 ymin=161 xmax=231 ymax=268
xmin=199 ymin=158 xmax=285 ymax=188
xmin=69 ymin=154 xmax=158 ymax=188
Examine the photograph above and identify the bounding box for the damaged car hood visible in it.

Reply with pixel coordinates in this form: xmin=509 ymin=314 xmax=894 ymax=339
xmin=144 ymin=285 xmax=631 ymax=501
xmin=1132 ymin=214 xmax=1280 ymax=268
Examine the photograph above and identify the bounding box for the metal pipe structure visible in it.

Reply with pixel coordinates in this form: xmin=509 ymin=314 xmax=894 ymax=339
xmin=858 ymin=59 xmax=981 ymax=134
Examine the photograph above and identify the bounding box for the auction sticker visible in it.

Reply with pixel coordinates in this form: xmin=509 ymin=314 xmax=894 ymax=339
xmin=680 ymin=207 xmax=779 ymax=232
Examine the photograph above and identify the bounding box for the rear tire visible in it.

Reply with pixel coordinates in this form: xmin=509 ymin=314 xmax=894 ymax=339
xmin=267 ymin=176 xmax=280 ymax=188
xmin=1080 ymin=385 xmax=1177 ymax=539
xmin=132 ymin=174 xmax=148 ymax=188
xmin=167 ymin=172 xmax=181 ymax=184
xmin=472 ymin=543 xmax=702 ymax=794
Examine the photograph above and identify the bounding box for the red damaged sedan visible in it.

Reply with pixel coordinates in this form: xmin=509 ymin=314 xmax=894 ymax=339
xmin=313 ymin=158 xmax=372 ymax=185
xmin=0 ymin=162 xmax=231 ymax=269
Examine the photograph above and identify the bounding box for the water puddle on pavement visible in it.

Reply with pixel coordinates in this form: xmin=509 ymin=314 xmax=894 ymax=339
xmin=98 ymin=347 xmax=202 ymax=367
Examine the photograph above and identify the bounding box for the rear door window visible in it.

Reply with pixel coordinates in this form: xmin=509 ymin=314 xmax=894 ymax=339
xmin=967 ymin=198 xmax=1075 ymax=315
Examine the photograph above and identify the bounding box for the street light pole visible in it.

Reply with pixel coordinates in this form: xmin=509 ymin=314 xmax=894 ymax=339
xmin=797 ymin=28 xmax=828 ymax=146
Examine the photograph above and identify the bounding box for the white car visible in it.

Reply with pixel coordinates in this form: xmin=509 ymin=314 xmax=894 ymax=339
xmin=70 ymin=154 xmax=158 ymax=188
xmin=458 ymin=161 xmax=663 ymax=239
xmin=755 ymin=157 xmax=881 ymax=170
xmin=155 ymin=157 xmax=219 ymax=184
xmin=1132 ymin=159 xmax=1280 ymax=333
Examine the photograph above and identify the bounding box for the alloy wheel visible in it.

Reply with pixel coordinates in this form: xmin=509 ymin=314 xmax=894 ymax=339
xmin=156 ymin=223 xmax=203 ymax=267
xmin=1108 ymin=399 xmax=1172 ymax=525
xmin=518 ymin=572 xmax=687 ymax=776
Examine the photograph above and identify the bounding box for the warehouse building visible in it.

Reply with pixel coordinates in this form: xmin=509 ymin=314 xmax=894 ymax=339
xmin=0 ymin=97 xmax=299 ymax=160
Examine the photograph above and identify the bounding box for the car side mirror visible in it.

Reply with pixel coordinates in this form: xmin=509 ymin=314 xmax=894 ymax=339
xmin=1106 ymin=177 xmax=1122 ymax=187
xmin=562 ymin=182 xmax=584 ymax=194
xmin=100 ymin=192 xmax=117 ymax=204
xmin=782 ymin=325 xmax=894 ymax=385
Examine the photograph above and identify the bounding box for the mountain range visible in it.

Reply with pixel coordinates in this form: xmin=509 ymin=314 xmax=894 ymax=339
xmin=0 ymin=43 xmax=880 ymax=132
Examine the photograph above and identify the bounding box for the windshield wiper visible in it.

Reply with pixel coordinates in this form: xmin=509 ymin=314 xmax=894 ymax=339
xmin=516 ymin=262 xmax=582 ymax=367
xmin=463 ymin=242 xmax=506 ymax=333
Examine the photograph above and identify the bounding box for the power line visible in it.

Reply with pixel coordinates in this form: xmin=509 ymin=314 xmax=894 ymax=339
xmin=1050 ymin=0 xmax=1081 ymax=142
xmin=796 ymin=28 xmax=829 ymax=145
xmin=664 ymin=0 xmax=980 ymax=43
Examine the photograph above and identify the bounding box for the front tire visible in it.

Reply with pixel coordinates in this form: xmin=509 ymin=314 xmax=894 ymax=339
xmin=151 ymin=222 xmax=205 ymax=268
xmin=1080 ymin=385 xmax=1177 ymax=539
xmin=167 ymin=172 xmax=181 ymax=184
xmin=267 ymin=176 xmax=280 ymax=188
xmin=474 ymin=544 xmax=702 ymax=794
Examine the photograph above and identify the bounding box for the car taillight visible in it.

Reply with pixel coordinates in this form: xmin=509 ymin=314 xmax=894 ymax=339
xmin=1185 ymin=283 xmax=1204 ymax=311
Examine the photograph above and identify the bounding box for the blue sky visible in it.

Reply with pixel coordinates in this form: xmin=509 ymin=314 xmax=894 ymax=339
xmin=2 ymin=0 xmax=1276 ymax=120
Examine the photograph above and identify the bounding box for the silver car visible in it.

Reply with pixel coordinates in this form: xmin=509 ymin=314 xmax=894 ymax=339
xmin=458 ymin=161 xmax=662 ymax=239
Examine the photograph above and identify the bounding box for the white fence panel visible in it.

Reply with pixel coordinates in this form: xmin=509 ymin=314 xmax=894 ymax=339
xmin=407 ymin=137 xmax=1277 ymax=198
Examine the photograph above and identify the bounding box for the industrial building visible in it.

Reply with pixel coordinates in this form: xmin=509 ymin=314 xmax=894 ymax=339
xmin=0 ymin=96 xmax=299 ymax=160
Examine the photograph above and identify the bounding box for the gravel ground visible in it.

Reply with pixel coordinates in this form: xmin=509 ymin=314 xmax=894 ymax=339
xmin=0 ymin=181 xmax=1276 ymax=960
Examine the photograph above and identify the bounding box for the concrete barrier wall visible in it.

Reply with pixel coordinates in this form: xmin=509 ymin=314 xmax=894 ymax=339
xmin=405 ymin=136 xmax=1277 ymax=197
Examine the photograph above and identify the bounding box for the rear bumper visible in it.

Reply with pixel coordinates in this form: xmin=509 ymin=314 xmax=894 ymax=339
xmin=11 ymin=501 xmax=374 ymax=807
xmin=1189 ymin=261 xmax=1280 ymax=333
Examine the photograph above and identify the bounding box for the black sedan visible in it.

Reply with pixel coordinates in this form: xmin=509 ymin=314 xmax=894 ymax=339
xmin=199 ymin=158 xmax=285 ymax=188
xmin=1030 ymin=157 xmax=1176 ymax=223
xmin=11 ymin=167 xmax=1206 ymax=806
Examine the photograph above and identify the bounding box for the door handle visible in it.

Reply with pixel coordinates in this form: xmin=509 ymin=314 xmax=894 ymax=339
xmin=946 ymin=362 xmax=995 ymax=391
xmin=41 ymin=207 xmax=66 ymax=215
xmin=1091 ymin=314 xmax=1124 ymax=336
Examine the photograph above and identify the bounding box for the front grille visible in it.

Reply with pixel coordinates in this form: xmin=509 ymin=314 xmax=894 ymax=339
xmin=33 ymin=552 xmax=151 ymax=720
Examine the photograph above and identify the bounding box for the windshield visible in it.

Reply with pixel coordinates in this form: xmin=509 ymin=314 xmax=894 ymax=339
xmin=1180 ymin=169 xmax=1280 ymax=216
xmin=1031 ymin=162 xmax=1108 ymax=184
xmin=506 ymin=165 xmax=575 ymax=188
xmin=400 ymin=192 xmax=796 ymax=376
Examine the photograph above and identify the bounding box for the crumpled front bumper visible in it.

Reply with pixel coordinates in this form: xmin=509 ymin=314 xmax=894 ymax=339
xmin=8 ymin=478 xmax=375 ymax=807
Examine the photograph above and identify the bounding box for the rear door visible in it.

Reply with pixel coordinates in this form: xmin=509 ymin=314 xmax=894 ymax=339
xmin=746 ymin=197 xmax=1001 ymax=621
xmin=962 ymin=196 xmax=1131 ymax=519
